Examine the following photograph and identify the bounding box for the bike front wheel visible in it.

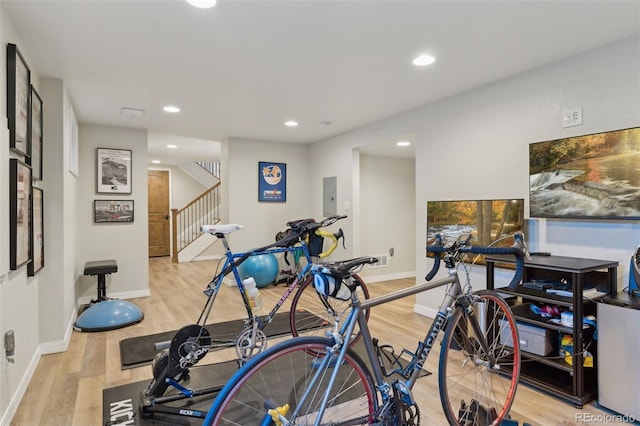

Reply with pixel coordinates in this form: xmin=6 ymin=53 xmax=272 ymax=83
xmin=290 ymin=273 xmax=370 ymax=347
xmin=204 ymin=336 xmax=377 ymax=425
xmin=439 ymin=290 xmax=521 ymax=426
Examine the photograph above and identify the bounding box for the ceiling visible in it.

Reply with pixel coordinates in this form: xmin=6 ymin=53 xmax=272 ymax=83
xmin=3 ymin=0 xmax=639 ymax=163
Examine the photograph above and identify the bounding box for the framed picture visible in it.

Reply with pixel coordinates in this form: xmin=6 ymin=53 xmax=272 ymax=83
xmin=94 ymin=200 xmax=134 ymax=223
xmin=9 ymin=159 xmax=32 ymax=270
xmin=29 ymin=85 xmax=43 ymax=180
xmin=427 ymin=198 xmax=524 ymax=266
xmin=28 ymin=187 xmax=44 ymax=276
xmin=258 ymin=161 xmax=286 ymax=202
xmin=97 ymin=148 xmax=132 ymax=194
xmin=69 ymin=112 xmax=78 ymax=176
xmin=7 ymin=43 xmax=31 ymax=157
xmin=529 ymin=127 xmax=640 ymax=219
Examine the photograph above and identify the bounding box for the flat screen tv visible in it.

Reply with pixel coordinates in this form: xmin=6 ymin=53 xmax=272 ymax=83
xmin=529 ymin=127 xmax=640 ymax=219
xmin=426 ymin=199 xmax=524 ymax=266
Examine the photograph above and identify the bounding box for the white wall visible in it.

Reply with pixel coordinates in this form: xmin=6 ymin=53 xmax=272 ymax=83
xmin=0 ymin=9 xmax=45 ymax=423
xmin=359 ymin=153 xmax=415 ymax=279
xmin=76 ymin=124 xmax=150 ymax=301
xmin=311 ymin=35 xmax=640 ymax=315
xmin=168 ymin=165 xmax=207 ymax=209
xmin=226 ymin=137 xmax=313 ymax=251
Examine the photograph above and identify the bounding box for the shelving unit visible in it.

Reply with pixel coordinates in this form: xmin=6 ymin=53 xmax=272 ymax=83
xmin=484 ymin=254 xmax=617 ymax=407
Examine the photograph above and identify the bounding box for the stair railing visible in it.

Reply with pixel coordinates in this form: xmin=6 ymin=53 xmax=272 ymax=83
xmin=171 ymin=182 xmax=221 ymax=262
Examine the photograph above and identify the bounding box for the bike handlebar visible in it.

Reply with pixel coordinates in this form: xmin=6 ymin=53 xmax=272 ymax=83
xmin=279 ymin=215 xmax=348 ymax=257
xmin=426 ymin=231 xmax=528 ymax=289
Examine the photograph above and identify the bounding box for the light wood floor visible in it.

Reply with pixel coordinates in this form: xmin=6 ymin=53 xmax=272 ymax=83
xmin=10 ymin=257 xmax=610 ymax=426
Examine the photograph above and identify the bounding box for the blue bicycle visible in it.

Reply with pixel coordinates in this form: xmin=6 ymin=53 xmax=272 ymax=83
xmin=140 ymin=215 xmax=371 ymax=419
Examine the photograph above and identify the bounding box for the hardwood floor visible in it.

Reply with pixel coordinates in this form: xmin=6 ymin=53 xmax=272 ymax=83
xmin=10 ymin=257 xmax=610 ymax=425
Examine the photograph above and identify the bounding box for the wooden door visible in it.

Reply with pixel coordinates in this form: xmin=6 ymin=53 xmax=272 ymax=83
xmin=148 ymin=170 xmax=170 ymax=257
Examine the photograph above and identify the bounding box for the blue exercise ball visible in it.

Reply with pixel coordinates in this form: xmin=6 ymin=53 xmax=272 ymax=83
xmin=239 ymin=253 xmax=279 ymax=288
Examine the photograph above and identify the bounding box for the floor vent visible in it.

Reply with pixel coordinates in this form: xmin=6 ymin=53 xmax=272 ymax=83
xmin=370 ymin=255 xmax=389 ymax=268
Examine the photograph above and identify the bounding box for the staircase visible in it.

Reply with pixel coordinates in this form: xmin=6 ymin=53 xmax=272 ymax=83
xmin=171 ymin=162 xmax=222 ymax=263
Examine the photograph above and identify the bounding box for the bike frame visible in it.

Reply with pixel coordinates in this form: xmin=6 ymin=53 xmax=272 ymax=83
xmin=288 ymin=267 xmax=481 ymax=424
xmin=197 ymin=234 xmax=315 ymax=332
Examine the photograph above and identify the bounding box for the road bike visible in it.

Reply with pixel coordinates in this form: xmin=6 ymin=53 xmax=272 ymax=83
xmin=141 ymin=215 xmax=371 ymax=418
xmin=204 ymin=232 xmax=527 ymax=425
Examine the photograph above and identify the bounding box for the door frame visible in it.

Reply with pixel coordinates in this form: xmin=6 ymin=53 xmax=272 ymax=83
xmin=148 ymin=167 xmax=173 ymax=256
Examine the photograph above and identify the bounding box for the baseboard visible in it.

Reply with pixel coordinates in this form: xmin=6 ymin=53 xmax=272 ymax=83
xmin=77 ymin=288 xmax=151 ymax=306
xmin=40 ymin=309 xmax=78 ymax=355
xmin=191 ymin=254 xmax=223 ymax=262
xmin=0 ymin=344 xmax=43 ymax=426
xmin=413 ymin=303 xmax=437 ymax=318
xmin=362 ymin=271 xmax=415 ymax=284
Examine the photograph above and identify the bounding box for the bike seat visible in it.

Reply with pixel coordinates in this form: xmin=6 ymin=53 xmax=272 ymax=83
xmin=320 ymin=257 xmax=378 ymax=279
xmin=202 ymin=224 xmax=244 ymax=236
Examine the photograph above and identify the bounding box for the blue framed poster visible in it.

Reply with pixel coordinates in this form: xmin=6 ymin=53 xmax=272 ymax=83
xmin=259 ymin=161 xmax=286 ymax=202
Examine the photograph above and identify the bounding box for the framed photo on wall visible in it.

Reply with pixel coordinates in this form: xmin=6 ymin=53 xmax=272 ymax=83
xmin=258 ymin=161 xmax=286 ymax=202
xmin=529 ymin=127 xmax=640 ymax=219
xmin=94 ymin=200 xmax=134 ymax=223
xmin=7 ymin=43 xmax=31 ymax=157
xmin=97 ymin=148 xmax=132 ymax=194
xmin=9 ymin=159 xmax=32 ymax=270
xmin=29 ymin=85 xmax=43 ymax=180
xmin=28 ymin=187 xmax=44 ymax=276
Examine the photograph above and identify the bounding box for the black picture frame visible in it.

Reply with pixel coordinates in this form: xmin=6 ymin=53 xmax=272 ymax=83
xmin=94 ymin=200 xmax=134 ymax=223
xmin=97 ymin=148 xmax=132 ymax=194
xmin=28 ymin=85 xmax=43 ymax=180
xmin=258 ymin=161 xmax=286 ymax=202
xmin=9 ymin=159 xmax=32 ymax=270
xmin=7 ymin=43 xmax=31 ymax=158
xmin=28 ymin=187 xmax=44 ymax=276
xmin=529 ymin=127 xmax=640 ymax=219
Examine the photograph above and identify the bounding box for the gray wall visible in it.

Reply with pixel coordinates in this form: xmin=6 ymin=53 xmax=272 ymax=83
xmin=76 ymin=124 xmax=150 ymax=301
xmin=308 ymin=35 xmax=640 ymax=315
xmin=359 ymin=154 xmax=415 ymax=279
xmin=226 ymin=137 xmax=313 ymax=252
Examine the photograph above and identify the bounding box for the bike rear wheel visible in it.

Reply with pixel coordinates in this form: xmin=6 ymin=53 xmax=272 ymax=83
xmin=289 ymin=274 xmax=370 ymax=347
xmin=439 ymin=290 xmax=520 ymax=426
xmin=204 ymin=336 xmax=377 ymax=425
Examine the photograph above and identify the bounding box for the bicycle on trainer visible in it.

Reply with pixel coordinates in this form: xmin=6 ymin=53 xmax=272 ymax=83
xmin=141 ymin=215 xmax=371 ymax=418
xmin=204 ymin=231 xmax=528 ymax=426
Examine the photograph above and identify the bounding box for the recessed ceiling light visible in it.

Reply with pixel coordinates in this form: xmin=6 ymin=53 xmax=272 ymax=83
xmin=185 ymin=0 xmax=217 ymax=8
xmin=284 ymin=120 xmax=299 ymax=127
xmin=163 ymin=106 xmax=180 ymax=113
xmin=412 ymin=54 xmax=436 ymax=67
xmin=167 ymin=144 xmax=178 ymax=149
xmin=397 ymin=141 xmax=411 ymax=147
xmin=152 ymin=160 xmax=161 ymax=164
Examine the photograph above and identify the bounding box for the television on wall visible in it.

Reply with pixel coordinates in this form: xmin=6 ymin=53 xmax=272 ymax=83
xmin=529 ymin=127 xmax=640 ymax=220
xmin=426 ymin=199 xmax=524 ymax=265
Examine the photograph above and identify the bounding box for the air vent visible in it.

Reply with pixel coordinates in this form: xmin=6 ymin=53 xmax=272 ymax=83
xmin=370 ymin=255 xmax=389 ymax=269
xmin=121 ymin=107 xmax=145 ymax=117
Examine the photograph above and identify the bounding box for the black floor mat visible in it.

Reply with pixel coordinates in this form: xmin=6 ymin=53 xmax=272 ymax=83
xmin=119 ymin=312 xmax=316 ymax=369
xmin=106 ymin=339 xmax=430 ymax=425
xmin=103 ymin=361 xmax=237 ymax=426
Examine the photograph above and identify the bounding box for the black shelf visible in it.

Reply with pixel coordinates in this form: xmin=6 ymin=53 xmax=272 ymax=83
xmin=485 ymin=254 xmax=617 ymax=407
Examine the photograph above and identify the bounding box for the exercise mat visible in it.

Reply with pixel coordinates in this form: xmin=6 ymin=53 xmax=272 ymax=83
xmin=103 ymin=360 xmax=237 ymax=426
xmin=105 ymin=339 xmax=430 ymax=425
xmin=119 ymin=311 xmax=320 ymax=369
